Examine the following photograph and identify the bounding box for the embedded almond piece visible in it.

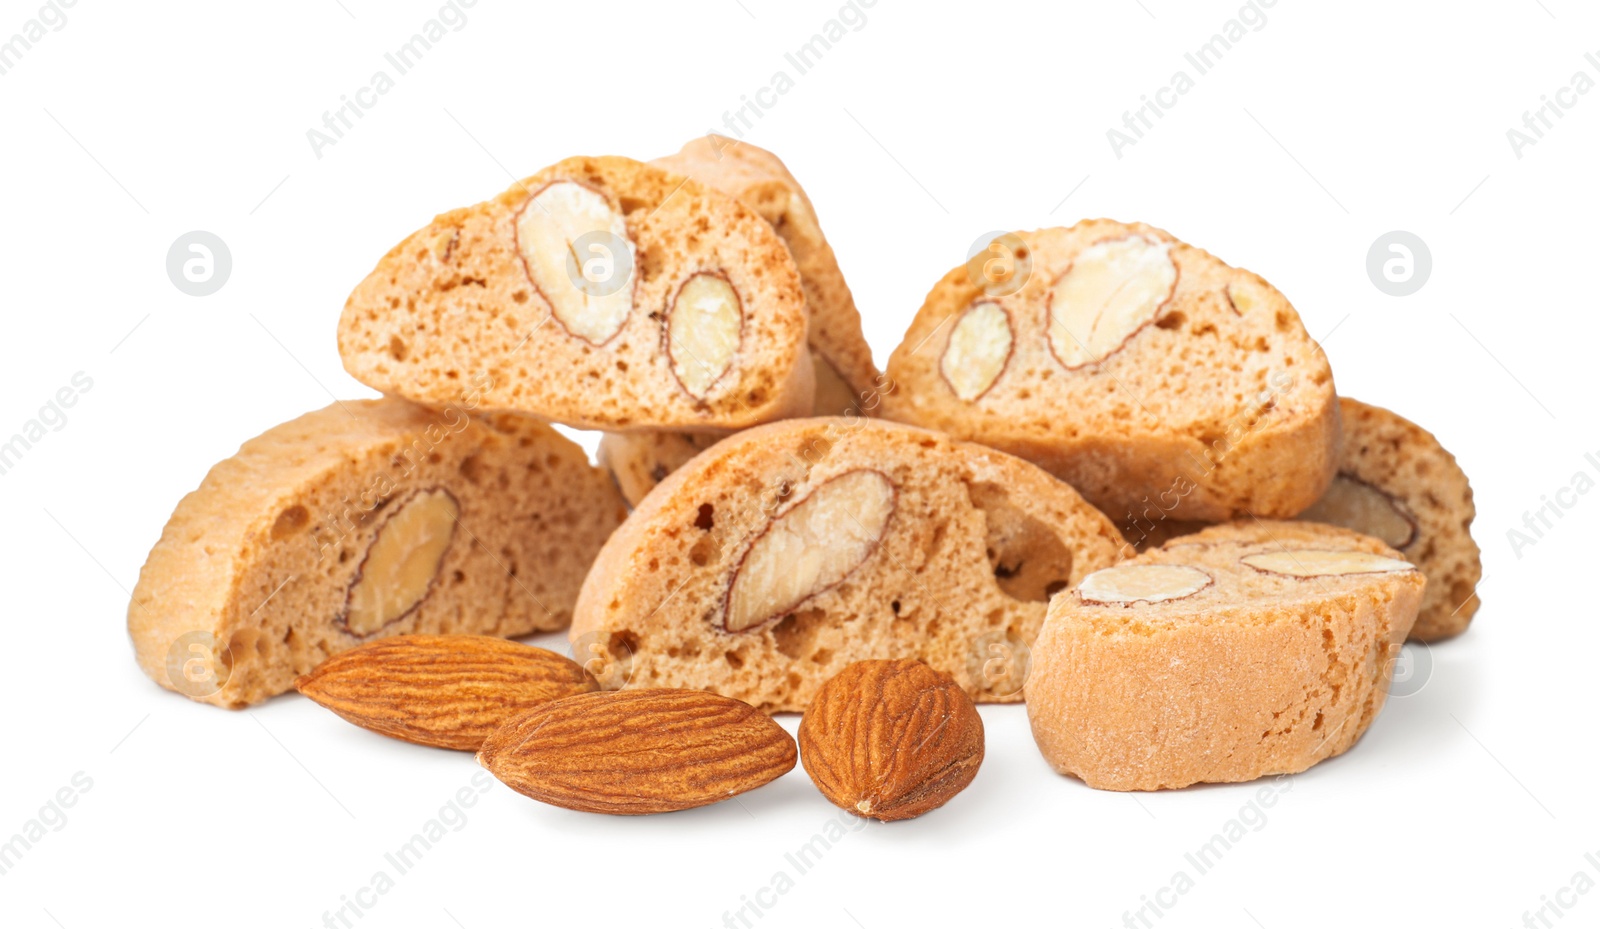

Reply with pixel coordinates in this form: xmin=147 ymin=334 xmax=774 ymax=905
xmin=1241 ymin=550 xmax=1414 ymax=577
xmin=1297 ymin=475 xmax=1418 ymax=549
xmin=514 ymin=180 xmax=634 ymax=345
xmin=295 ymin=635 xmax=597 ymax=750
xmin=427 ymin=228 xmax=457 ymax=261
xmin=1046 ymin=235 xmax=1178 ymax=369
xmin=941 ymin=301 xmax=1012 ymax=401
xmin=477 ymin=688 xmax=796 ymax=815
xmin=724 ymin=469 xmax=896 ymax=632
xmin=342 ymin=488 xmax=459 ymax=636
xmin=667 ymin=271 xmax=742 ymax=398
xmin=1225 ymin=279 xmax=1266 ymax=315
xmin=799 ymin=659 xmax=984 ymax=822
xmin=1077 ymin=564 xmax=1211 ymax=604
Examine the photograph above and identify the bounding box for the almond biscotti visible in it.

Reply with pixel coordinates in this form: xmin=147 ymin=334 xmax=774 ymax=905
xmin=570 ymin=418 xmax=1125 ymax=712
xmin=337 ymin=155 xmax=814 ymax=431
xmin=128 ymin=398 xmax=628 ymax=708
xmin=1297 ymin=398 xmax=1480 ymax=641
xmin=880 ymin=220 xmax=1340 ymax=522
xmin=652 ymin=135 xmax=881 ymax=411
xmin=1026 ymin=520 xmax=1423 ymax=791
xmin=597 ymin=137 xmax=887 ymax=507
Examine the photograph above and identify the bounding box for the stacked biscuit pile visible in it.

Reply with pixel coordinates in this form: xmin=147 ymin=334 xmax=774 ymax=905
xmin=129 ymin=136 xmax=1481 ymax=814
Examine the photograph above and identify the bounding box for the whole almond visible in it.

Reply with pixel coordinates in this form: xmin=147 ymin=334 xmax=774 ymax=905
xmin=478 ymin=689 xmax=796 ymax=815
xmin=799 ymin=658 xmax=984 ymax=822
xmin=295 ymin=634 xmax=597 ymax=750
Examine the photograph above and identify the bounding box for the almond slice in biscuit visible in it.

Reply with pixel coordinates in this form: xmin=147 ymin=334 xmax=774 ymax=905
xmin=1077 ymin=564 xmax=1212 ymax=604
xmin=1240 ymin=550 xmax=1414 ymax=577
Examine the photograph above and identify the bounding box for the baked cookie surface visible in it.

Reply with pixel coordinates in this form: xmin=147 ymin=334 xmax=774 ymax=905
xmin=598 ymin=137 xmax=888 ymax=507
xmin=881 ymin=220 xmax=1339 ymax=522
xmin=1026 ymin=520 xmax=1423 ymax=791
xmin=652 ymin=135 xmax=881 ymax=410
xmin=1298 ymin=398 xmax=1480 ymax=641
xmin=129 ymin=398 xmax=627 ymax=708
xmin=338 ymin=155 xmax=813 ymax=431
xmin=571 ymin=417 xmax=1125 ymax=712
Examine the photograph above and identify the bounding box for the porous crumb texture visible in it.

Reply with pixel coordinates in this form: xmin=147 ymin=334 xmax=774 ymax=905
xmin=880 ymin=219 xmax=1340 ymax=522
xmin=1026 ymin=520 xmax=1424 ymax=791
xmin=128 ymin=398 xmax=628 ymax=708
xmin=1299 ymin=398 xmax=1481 ymax=641
xmin=597 ymin=137 xmax=888 ymax=507
xmin=571 ymin=417 xmax=1125 ymax=712
xmin=652 ymin=136 xmax=882 ymax=410
xmin=337 ymin=155 xmax=813 ymax=431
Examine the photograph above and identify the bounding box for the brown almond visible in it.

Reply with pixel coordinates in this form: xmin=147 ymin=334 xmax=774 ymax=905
xmin=799 ymin=659 xmax=984 ymax=822
xmin=295 ymin=634 xmax=597 ymax=750
xmin=477 ymin=689 xmax=796 ymax=815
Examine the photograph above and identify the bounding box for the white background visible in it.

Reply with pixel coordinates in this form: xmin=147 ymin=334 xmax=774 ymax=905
xmin=1 ymin=1 xmax=1595 ymax=926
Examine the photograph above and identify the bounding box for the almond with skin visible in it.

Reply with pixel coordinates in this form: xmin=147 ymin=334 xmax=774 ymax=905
xmin=295 ymin=635 xmax=598 ymax=750
xmin=478 ymin=689 xmax=797 ymax=815
xmin=799 ymin=659 xmax=985 ymax=822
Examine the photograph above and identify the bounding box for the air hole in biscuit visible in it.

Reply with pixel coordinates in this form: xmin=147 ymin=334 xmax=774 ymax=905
xmin=968 ymin=482 xmax=1075 ymax=602
xmin=694 ymin=503 xmax=715 ymax=530
xmin=1156 ymin=311 xmax=1186 ymax=330
xmin=271 ymin=505 xmax=309 ymax=541
xmin=458 ymin=454 xmax=483 ymax=485
xmin=688 ymin=534 xmax=717 ymax=567
xmin=772 ymin=608 xmax=824 ymax=659
xmin=724 ymin=650 xmax=744 ymax=669
xmin=388 ymin=336 xmax=409 ymax=361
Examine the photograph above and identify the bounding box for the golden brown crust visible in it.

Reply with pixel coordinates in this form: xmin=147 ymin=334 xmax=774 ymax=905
xmin=127 ymin=398 xmax=627 ymax=708
xmin=881 ymin=220 xmax=1339 ymax=522
xmin=337 ymin=155 xmax=813 ymax=431
xmin=1026 ymin=520 xmax=1424 ymax=791
xmin=1298 ymin=398 xmax=1481 ymax=641
xmin=571 ymin=417 xmax=1125 ymax=712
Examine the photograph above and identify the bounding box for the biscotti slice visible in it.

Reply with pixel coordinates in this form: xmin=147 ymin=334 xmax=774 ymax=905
xmin=128 ymin=398 xmax=628 ymax=708
xmin=337 ymin=155 xmax=813 ymax=431
xmin=570 ymin=417 xmax=1125 ymax=712
xmin=595 ymin=137 xmax=886 ymax=507
xmin=1297 ymin=398 xmax=1481 ymax=641
xmin=652 ymin=135 xmax=881 ymax=411
xmin=1026 ymin=520 xmax=1424 ymax=791
xmin=880 ymin=220 xmax=1340 ymax=522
